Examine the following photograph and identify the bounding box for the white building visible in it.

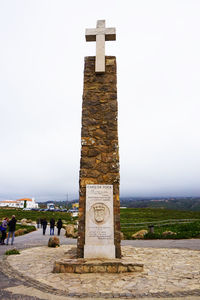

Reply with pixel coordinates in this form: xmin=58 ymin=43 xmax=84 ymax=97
xmin=47 ymin=203 xmax=55 ymax=210
xmin=0 ymin=198 xmax=39 ymax=209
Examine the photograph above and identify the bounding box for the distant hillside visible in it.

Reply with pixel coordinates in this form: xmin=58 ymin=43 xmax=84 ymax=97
xmin=120 ymin=197 xmax=200 ymax=211
xmin=37 ymin=196 xmax=200 ymax=211
xmin=38 ymin=199 xmax=78 ymax=208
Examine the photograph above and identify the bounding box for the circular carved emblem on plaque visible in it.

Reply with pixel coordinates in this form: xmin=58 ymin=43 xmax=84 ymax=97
xmin=90 ymin=203 xmax=110 ymax=225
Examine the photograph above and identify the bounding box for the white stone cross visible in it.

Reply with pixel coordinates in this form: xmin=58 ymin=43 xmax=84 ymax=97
xmin=85 ymin=20 xmax=116 ymax=73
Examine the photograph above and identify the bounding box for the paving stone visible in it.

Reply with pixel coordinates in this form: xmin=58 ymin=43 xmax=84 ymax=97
xmin=1 ymin=245 xmax=200 ymax=299
xmin=1 ymin=228 xmax=200 ymax=299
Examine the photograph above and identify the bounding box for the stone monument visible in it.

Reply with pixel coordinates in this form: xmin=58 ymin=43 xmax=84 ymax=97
xmin=53 ymin=20 xmax=143 ymax=274
xmin=77 ymin=20 xmax=121 ymax=259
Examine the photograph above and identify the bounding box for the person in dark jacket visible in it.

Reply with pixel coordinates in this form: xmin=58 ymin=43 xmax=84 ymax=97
xmin=42 ymin=218 xmax=47 ymax=235
xmin=6 ymin=215 xmax=17 ymax=245
xmin=50 ymin=218 xmax=55 ymax=235
xmin=56 ymin=219 xmax=63 ymax=236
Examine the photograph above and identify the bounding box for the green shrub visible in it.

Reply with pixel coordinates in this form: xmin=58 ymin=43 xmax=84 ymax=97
xmin=15 ymin=225 xmax=36 ymax=236
xmin=5 ymin=248 xmax=20 ymax=255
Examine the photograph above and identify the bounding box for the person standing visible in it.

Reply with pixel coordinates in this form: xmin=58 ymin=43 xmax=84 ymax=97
xmin=50 ymin=218 xmax=55 ymax=235
xmin=6 ymin=215 xmax=17 ymax=245
xmin=56 ymin=219 xmax=63 ymax=236
xmin=42 ymin=218 xmax=47 ymax=235
xmin=40 ymin=219 xmax=44 ymax=229
xmin=36 ymin=218 xmax=40 ymax=228
xmin=0 ymin=217 xmax=8 ymax=245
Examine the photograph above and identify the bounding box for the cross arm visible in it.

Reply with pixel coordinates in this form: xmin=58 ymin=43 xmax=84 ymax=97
xmin=85 ymin=28 xmax=116 ymax=41
xmin=105 ymin=28 xmax=116 ymax=41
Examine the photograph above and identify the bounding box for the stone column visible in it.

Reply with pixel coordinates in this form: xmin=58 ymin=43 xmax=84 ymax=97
xmin=77 ymin=56 xmax=121 ymax=259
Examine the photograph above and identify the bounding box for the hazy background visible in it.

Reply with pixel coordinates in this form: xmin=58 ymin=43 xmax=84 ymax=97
xmin=0 ymin=0 xmax=200 ymax=201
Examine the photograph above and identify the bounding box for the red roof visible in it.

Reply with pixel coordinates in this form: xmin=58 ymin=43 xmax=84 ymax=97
xmin=17 ymin=198 xmax=33 ymax=202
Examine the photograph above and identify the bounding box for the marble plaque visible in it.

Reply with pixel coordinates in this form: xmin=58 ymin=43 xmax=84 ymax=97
xmin=84 ymin=184 xmax=115 ymax=258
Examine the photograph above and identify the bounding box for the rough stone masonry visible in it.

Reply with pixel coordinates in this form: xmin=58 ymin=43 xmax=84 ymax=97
xmin=77 ymin=56 xmax=121 ymax=258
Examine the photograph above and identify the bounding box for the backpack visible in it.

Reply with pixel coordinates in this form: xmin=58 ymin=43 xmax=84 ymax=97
xmin=0 ymin=224 xmax=6 ymax=231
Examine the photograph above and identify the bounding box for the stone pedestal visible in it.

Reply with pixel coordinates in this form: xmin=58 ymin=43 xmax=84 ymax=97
xmin=53 ymin=259 xmax=143 ymax=274
xmin=77 ymin=56 xmax=121 ymax=259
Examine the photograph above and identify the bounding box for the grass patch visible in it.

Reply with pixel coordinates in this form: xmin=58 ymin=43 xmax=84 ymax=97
xmin=16 ymin=224 xmax=36 ymax=232
xmin=14 ymin=224 xmax=36 ymax=236
xmin=0 ymin=208 xmax=72 ymax=223
xmin=1 ymin=207 xmax=200 ymax=240
xmin=120 ymin=207 xmax=200 ymax=223
xmin=120 ymin=208 xmax=200 ymax=239
xmin=5 ymin=248 xmax=20 ymax=255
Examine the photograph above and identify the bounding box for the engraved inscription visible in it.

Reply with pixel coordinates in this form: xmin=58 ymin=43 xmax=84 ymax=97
xmin=85 ymin=184 xmax=114 ymax=245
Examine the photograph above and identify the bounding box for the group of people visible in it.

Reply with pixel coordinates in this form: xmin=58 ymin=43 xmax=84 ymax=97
xmin=0 ymin=216 xmax=63 ymax=245
xmin=0 ymin=215 xmax=17 ymax=245
xmin=37 ymin=218 xmax=63 ymax=236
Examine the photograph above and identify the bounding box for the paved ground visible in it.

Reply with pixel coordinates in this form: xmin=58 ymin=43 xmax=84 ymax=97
xmin=0 ymin=226 xmax=200 ymax=299
xmin=122 ymin=238 xmax=200 ymax=251
xmin=1 ymin=226 xmax=200 ymax=256
xmin=0 ymin=226 xmax=75 ymax=299
xmin=0 ymin=226 xmax=76 ymax=256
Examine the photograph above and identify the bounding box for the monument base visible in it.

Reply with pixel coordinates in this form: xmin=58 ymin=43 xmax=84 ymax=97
xmin=84 ymin=245 xmax=115 ymax=259
xmin=53 ymin=245 xmax=144 ymax=274
xmin=53 ymin=258 xmax=143 ymax=274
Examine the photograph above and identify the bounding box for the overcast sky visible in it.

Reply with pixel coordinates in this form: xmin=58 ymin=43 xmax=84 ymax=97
xmin=0 ymin=0 xmax=200 ymax=201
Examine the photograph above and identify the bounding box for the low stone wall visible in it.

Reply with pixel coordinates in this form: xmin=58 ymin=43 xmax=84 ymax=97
xmin=53 ymin=258 xmax=143 ymax=273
